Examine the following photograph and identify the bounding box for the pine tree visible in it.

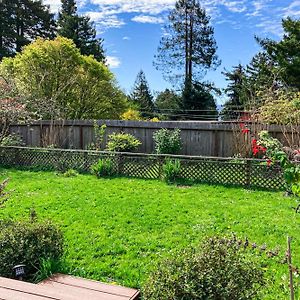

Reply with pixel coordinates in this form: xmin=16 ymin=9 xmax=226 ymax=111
xmin=58 ymin=0 xmax=105 ymax=62
xmin=130 ymin=71 xmax=154 ymax=116
xmin=0 ymin=0 xmax=56 ymax=59
xmin=154 ymin=0 xmax=220 ymax=113
xmin=221 ymin=64 xmax=246 ymax=120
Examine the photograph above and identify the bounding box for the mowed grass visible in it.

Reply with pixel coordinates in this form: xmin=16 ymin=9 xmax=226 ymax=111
xmin=0 ymin=168 xmax=300 ymax=299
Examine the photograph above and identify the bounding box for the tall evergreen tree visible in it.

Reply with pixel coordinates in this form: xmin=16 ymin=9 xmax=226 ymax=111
xmin=0 ymin=0 xmax=56 ymax=59
xmin=130 ymin=71 xmax=154 ymax=116
xmin=256 ymin=18 xmax=300 ymax=90
xmin=58 ymin=0 xmax=105 ymax=62
xmin=154 ymin=0 xmax=220 ymax=113
xmin=221 ymin=64 xmax=246 ymax=120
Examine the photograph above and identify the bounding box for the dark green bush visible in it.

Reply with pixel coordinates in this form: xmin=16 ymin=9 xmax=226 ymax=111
xmin=91 ymin=158 xmax=115 ymax=177
xmin=162 ymin=159 xmax=181 ymax=184
xmin=0 ymin=220 xmax=63 ymax=280
xmin=153 ymin=128 xmax=182 ymax=154
xmin=143 ymin=236 xmax=265 ymax=300
xmin=106 ymin=133 xmax=141 ymax=152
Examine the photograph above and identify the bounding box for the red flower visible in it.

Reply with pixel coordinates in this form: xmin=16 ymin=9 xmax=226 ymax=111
xmin=242 ymin=128 xmax=250 ymax=134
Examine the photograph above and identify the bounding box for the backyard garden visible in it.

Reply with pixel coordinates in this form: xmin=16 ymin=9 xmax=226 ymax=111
xmin=2 ymin=0 xmax=300 ymax=299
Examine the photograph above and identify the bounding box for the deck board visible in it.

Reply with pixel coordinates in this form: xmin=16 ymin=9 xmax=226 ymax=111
xmin=0 ymin=275 xmax=140 ymax=300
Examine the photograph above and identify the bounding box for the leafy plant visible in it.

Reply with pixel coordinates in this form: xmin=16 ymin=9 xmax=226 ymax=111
xmin=153 ymin=128 xmax=182 ymax=154
xmin=143 ymin=236 xmax=265 ymax=300
xmin=0 ymin=133 xmax=24 ymax=146
xmin=0 ymin=220 xmax=63 ymax=280
xmin=91 ymin=158 xmax=115 ymax=177
xmin=162 ymin=159 xmax=181 ymax=184
xmin=121 ymin=109 xmax=143 ymax=121
xmin=106 ymin=133 xmax=141 ymax=152
xmin=88 ymin=122 xmax=107 ymax=151
xmin=62 ymin=169 xmax=79 ymax=177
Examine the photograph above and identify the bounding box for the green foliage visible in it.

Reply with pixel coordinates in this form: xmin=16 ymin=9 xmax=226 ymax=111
xmin=143 ymin=236 xmax=264 ymax=300
xmin=121 ymin=109 xmax=143 ymax=121
xmin=88 ymin=122 xmax=107 ymax=151
xmin=0 ymin=219 xmax=63 ymax=280
xmin=153 ymin=128 xmax=182 ymax=154
xmin=257 ymin=131 xmax=300 ymax=195
xmin=0 ymin=0 xmax=56 ymax=59
xmin=257 ymin=131 xmax=282 ymax=157
xmin=258 ymin=90 xmax=300 ymax=125
xmin=58 ymin=0 xmax=105 ymax=62
xmin=130 ymin=70 xmax=154 ymax=115
xmin=221 ymin=64 xmax=246 ymax=120
xmin=0 ymin=37 xmax=127 ymax=120
xmin=155 ymin=0 xmax=220 ymax=85
xmin=106 ymin=133 xmax=141 ymax=152
xmin=0 ymin=133 xmax=23 ymax=146
xmin=182 ymin=81 xmax=218 ymax=120
xmin=91 ymin=158 xmax=115 ymax=177
xmin=33 ymin=258 xmax=65 ymax=283
xmin=155 ymin=89 xmax=181 ymax=112
xmin=62 ymin=169 xmax=79 ymax=177
xmin=162 ymin=159 xmax=181 ymax=184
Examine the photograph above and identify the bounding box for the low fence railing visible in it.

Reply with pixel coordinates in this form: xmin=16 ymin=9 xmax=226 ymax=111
xmin=0 ymin=146 xmax=285 ymax=190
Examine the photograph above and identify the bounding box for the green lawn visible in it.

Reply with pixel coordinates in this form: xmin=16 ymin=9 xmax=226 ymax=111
xmin=0 ymin=168 xmax=299 ymax=299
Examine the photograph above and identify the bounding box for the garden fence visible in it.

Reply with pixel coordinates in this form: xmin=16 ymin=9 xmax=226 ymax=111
xmin=0 ymin=146 xmax=286 ymax=190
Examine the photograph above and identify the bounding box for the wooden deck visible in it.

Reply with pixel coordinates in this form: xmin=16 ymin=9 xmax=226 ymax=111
xmin=0 ymin=274 xmax=140 ymax=299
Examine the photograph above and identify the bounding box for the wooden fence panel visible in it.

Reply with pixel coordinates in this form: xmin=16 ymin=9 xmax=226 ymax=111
xmin=8 ymin=120 xmax=300 ymax=157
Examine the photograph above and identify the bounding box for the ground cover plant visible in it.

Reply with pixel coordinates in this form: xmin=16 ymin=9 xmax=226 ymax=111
xmin=0 ymin=168 xmax=299 ymax=299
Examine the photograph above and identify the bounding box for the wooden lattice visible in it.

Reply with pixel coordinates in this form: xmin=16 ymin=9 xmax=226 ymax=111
xmin=0 ymin=146 xmax=286 ymax=190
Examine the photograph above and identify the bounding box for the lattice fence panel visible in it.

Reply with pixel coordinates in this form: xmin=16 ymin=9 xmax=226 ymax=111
xmin=0 ymin=147 xmax=286 ymax=190
xmin=121 ymin=156 xmax=160 ymax=179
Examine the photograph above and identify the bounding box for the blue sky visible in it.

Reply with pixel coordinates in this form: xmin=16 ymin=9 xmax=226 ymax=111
xmin=44 ymin=0 xmax=300 ymax=104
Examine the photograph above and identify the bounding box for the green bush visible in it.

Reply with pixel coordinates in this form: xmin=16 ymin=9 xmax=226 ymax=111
xmin=91 ymin=158 xmax=115 ymax=177
xmin=0 ymin=220 xmax=63 ymax=280
xmin=0 ymin=133 xmax=24 ymax=146
xmin=153 ymin=128 xmax=182 ymax=154
xmin=62 ymin=169 xmax=79 ymax=177
xmin=143 ymin=236 xmax=265 ymax=300
xmin=106 ymin=133 xmax=141 ymax=152
xmin=162 ymin=159 xmax=181 ymax=184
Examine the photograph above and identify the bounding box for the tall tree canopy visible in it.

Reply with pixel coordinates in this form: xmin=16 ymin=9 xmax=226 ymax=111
xmin=256 ymin=18 xmax=300 ymax=90
xmin=58 ymin=0 xmax=105 ymax=62
xmin=0 ymin=37 xmax=127 ymax=120
xmin=155 ymin=0 xmax=220 ymax=86
xmin=130 ymin=70 xmax=154 ymax=116
xmin=0 ymin=0 xmax=56 ymax=59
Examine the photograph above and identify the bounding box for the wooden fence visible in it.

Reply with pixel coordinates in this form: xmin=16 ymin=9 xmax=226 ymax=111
xmin=0 ymin=146 xmax=285 ymax=190
xmin=8 ymin=120 xmax=299 ymax=157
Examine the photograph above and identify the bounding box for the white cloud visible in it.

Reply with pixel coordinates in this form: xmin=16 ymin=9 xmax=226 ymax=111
xmin=43 ymin=0 xmax=61 ymax=13
xmin=132 ymin=15 xmax=164 ymax=24
xmin=283 ymin=0 xmax=300 ymax=18
xmin=122 ymin=36 xmax=131 ymax=40
xmin=106 ymin=56 xmax=121 ymax=68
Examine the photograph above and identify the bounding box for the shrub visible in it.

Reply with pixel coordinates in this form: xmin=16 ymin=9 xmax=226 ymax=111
xmin=143 ymin=236 xmax=265 ymax=300
xmin=162 ymin=159 xmax=181 ymax=184
xmin=0 ymin=220 xmax=64 ymax=280
xmin=153 ymin=128 xmax=182 ymax=154
xmin=91 ymin=158 xmax=115 ymax=177
xmin=121 ymin=109 xmax=143 ymax=121
xmin=88 ymin=122 xmax=107 ymax=151
xmin=0 ymin=133 xmax=24 ymax=146
xmin=106 ymin=133 xmax=141 ymax=152
xmin=62 ymin=169 xmax=79 ymax=177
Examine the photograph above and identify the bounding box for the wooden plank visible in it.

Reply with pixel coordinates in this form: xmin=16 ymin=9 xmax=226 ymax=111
xmin=38 ymin=280 xmax=129 ymax=300
xmin=40 ymin=274 xmax=139 ymax=299
xmin=0 ymin=287 xmax=54 ymax=300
